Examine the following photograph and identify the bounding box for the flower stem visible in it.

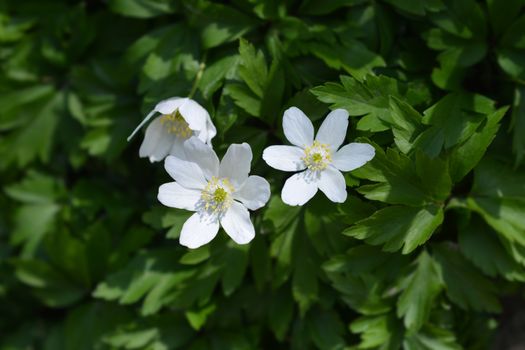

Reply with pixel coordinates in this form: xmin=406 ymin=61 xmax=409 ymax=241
xmin=189 ymin=52 xmax=207 ymax=99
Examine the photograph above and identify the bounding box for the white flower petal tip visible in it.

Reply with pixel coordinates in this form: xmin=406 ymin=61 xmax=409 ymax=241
xmin=262 ymin=145 xmax=306 ymax=172
xmin=333 ymin=143 xmax=375 ymax=172
xmin=282 ymin=106 xmax=314 ymax=148
xmin=264 ymin=107 xmax=376 ymax=206
xmin=179 ymin=212 xmax=220 ymax=249
xmin=234 ymin=175 xmax=271 ymax=210
xmin=281 ymin=171 xmax=318 ymax=206
xmin=131 ymin=97 xmax=217 ymax=162
xmin=158 ymin=141 xmax=269 ymax=248
xmin=316 ymin=109 xmax=350 ymax=151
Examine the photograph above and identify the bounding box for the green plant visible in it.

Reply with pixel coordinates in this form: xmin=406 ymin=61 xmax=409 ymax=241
xmin=1 ymin=0 xmax=525 ymax=349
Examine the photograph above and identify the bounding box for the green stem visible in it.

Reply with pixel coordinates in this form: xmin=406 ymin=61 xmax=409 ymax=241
xmin=188 ymin=52 xmax=207 ymax=99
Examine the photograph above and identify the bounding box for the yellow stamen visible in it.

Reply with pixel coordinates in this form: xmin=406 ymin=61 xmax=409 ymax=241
xmin=160 ymin=111 xmax=192 ymax=139
xmin=200 ymin=177 xmax=234 ymax=214
xmin=302 ymin=141 xmax=332 ymax=171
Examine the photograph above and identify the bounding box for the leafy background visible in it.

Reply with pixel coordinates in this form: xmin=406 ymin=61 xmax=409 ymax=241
xmin=1 ymin=0 xmax=525 ymax=349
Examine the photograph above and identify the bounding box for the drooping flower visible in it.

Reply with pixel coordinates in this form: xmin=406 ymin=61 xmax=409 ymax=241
xmin=263 ymin=107 xmax=375 ymax=206
xmin=128 ymin=97 xmax=217 ymax=162
xmin=157 ymin=137 xmax=270 ymax=249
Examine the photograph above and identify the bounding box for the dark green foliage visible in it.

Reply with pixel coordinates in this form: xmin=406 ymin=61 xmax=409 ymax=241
xmin=1 ymin=0 xmax=525 ymax=349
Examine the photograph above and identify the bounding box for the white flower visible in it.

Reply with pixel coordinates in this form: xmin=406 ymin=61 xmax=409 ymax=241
xmin=127 ymin=97 xmax=217 ymax=162
xmin=157 ymin=137 xmax=271 ymax=249
xmin=263 ymin=107 xmax=375 ymax=206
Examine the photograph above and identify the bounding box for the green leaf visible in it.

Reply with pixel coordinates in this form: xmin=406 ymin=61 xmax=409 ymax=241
xmin=0 ymin=84 xmax=54 ymax=130
xmin=511 ymin=86 xmax=525 ymax=166
xmin=108 ymin=0 xmax=176 ymax=18
xmin=447 ymin=107 xmax=507 ymax=182
xmin=433 ymin=243 xmax=501 ymax=312
xmin=466 ymin=159 xmax=525 ymax=247
xmin=354 ymin=147 xmax=450 ymax=206
xmin=238 ymin=38 xmax=268 ymax=98
xmin=306 ymin=39 xmax=385 ymax=80
xmin=397 ymin=251 xmax=443 ymax=331
xmin=93 ymin=249 xmax=196 ymax=315
xmin=220 ymin=244 xmax=248 ymax=296
xmin=0 ymin=91 xmax=65 ymax=168
xmin=197 ymin=4 xmax=257 ymax=49
xmin=388 ymin=96 xmax=425 ymax=154
xmin=198 ymin=56 xmax=240 ymax=99
xmin=224 ymin=83 xmax=261 ymax=117
xmin=311 ymin=75 xmax=418 ymax=132
xmin=306 ymin=309 xmax=346 ymax=350
xmin=403 ymin=324 xmax=462 ymax=350
xmin=416 ymin=92 xmax=496 ymax=156
xmin=344 ymin=205 xmax=444 ymax=254
xmin=326 ymin=273 xmax=392 ymax=316
xmin=350 ymin=314 xmax=404 ymax=350
xmin=292 ymin=232 xmax=319 ymax=315
xmin=268 ymin=288 xmax=294 ymax=341
xmin=14 ymin=259 xmax=86 ymax=307
xmin=185 ymin=303 xmax=216 ymax=331
xmin=459 ymin=217 xmax=525 ymax=282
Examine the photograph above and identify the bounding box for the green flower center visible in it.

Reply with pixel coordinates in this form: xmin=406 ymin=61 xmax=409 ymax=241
xmin=200 ymin=177 xmax=234 ymax=215
xmin=213 ymin=187 xmax=227 ymax=203
xmin=302 ymin=141 xmax=332 ymax=171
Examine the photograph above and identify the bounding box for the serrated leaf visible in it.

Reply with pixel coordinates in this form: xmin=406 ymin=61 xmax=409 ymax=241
xmin=466 ymin=159 xmax=525 ymax=247
xmin=108 ymin=0 xmax=176 ymax=18
xmin=350 ymin=314 xmax=404 ymax=350
xmin=403 ymin=324 xmax=462 ymax=350
xmin=447 ymin=107 xmax=507 ymax=182
xmin=397 ymin=251 xmax=443 ymax=331
xmin=344 ymin=205 xmax=444 ymax=254
xmin=459 ymin=217 xmax=525 ymax=282
xmin=311 ymin=75 xmax=416 ymax=131
xmin=433 ymin=243 xmax=501 ymax=312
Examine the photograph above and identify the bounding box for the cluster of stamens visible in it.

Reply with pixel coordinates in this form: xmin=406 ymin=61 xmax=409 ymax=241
xmin=160 ymin=110 xmax=193 ymax=139
xmin=200 ymin=177 xmax=234 ymax=215
xmin=302 ymin=140 xmax=332 ymax=171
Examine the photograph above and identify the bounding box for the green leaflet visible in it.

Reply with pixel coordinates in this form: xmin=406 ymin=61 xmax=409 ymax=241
xmin=433 ymin=243 xmax=501 ymax=313
xmin=344 ymin=205 xmax=444 ymax=254
xmin=397 ymin=251 xmax=443 ymax=331
xmin=467 ymin=159 xmax=525 ymax=248
xmin=311 ymin=75 xmax=423 ymax=132
xmin=353 ymin=147 xmax=451 ymax=206
xmin=459 ymin=217 xmax=525 ymax=282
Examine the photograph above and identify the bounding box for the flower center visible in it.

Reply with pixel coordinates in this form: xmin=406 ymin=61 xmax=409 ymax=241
xmin=160 ymin=110 xmax=192 ymax=139
xmin=302 ymin=141 xmax=332 ymax=171
xmin=200 ymin=177 xmax=234 ymax=215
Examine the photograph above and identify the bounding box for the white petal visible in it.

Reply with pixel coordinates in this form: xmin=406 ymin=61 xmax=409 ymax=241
xmin=197 ymin=113 xmax=217 ymax=145
xmin=234 ymin=176 xmax=271 ymax=210
xmin=219 ymin=143 xmax=252 ymax=188
xmin=139 ymin=117 xmax=174 ymax=162
xmin=318 ymin=166 xmax=347 ymax=203
xmin=180 ymin=212 xmax=220 ymax=249
xmin=316 ymin=109 xmax=349 ymax=151
xmin=164 ymin=156 xmax=207 ymax=190
xmin=332 ymin=143 xmax=375 ymax=171
xmin=262 ymin=145 xmax=306 ymax=172
xmin=281 ymin=171 xmax=318 ymax=206
xmin=154 ymin=97 xmax=186 ymax=115
xmin=183 ymin=137 xmax=219 ymax=180
xmin=283 ymin=107 xmax=314 ymax=148
xmin=157 ymin=182 xmax=200 ymax=210
xmin=179 ymin=98 xmax=208 ymax=132
xmin=220 ymin=201 xmax=255 ymax=244
xmin=169 ymin=137 xmax=186 ymax=160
